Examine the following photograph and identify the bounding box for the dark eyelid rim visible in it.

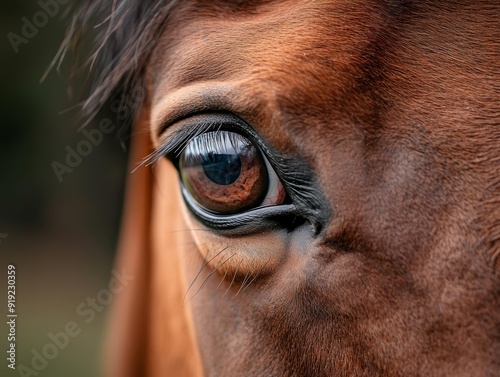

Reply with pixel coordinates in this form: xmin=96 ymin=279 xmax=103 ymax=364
xmin=181 ymin=185 xmax=297 ymax=235
xmin=143 ymin=112 xmax=330 ymax=235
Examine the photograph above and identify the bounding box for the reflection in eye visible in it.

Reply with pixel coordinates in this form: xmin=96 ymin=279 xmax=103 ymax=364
xmin=179 ymin=131 xmax=286 ymax=214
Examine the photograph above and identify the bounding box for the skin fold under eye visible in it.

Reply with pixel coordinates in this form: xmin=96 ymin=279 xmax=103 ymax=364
xmin=179 ymin=130 xmax=286 ymax=214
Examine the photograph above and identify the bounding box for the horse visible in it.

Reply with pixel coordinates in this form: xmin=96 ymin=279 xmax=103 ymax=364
xmin=64 ymin=1 xmax=500 ymax=376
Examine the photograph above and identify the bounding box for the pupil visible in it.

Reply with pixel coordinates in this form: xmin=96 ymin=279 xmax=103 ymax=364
xmin=202 ymin=152 xmax=242 ymax=185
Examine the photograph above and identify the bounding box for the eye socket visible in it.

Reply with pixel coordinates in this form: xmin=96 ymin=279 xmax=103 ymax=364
xmin=179 ymin=130 xmax=286 ymax=215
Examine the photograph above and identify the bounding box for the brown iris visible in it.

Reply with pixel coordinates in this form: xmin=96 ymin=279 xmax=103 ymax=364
xmin=179 ymin=131 xmax=269 ymax=214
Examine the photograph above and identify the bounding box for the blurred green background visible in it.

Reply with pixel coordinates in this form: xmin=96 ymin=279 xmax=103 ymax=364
xmin=1 ymin=2 xmax=128 ymax=376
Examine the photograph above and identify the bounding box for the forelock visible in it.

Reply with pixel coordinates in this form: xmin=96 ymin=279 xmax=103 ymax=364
xmin=62 ymin=0 xmax=178 ymax=125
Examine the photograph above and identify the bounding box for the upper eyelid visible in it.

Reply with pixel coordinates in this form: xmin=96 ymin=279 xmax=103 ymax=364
xmin=150 ymin=83 xmax=240 ymax=138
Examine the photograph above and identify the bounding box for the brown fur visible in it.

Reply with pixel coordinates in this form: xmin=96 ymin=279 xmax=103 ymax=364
xmin=97 ymin=1 xmax=500 ymax=376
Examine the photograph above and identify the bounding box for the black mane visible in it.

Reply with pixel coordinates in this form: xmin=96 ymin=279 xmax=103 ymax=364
xmin=62 ymin=0 xmax=177 ymax=125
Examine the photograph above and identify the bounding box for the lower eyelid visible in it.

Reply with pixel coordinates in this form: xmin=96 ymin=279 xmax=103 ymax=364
xmin=180 ymin=184 xmax=298 ymax=234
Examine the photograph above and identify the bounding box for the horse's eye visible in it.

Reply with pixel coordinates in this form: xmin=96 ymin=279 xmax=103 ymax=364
xmin=179 ymin=131 xmax=286 ymax=214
